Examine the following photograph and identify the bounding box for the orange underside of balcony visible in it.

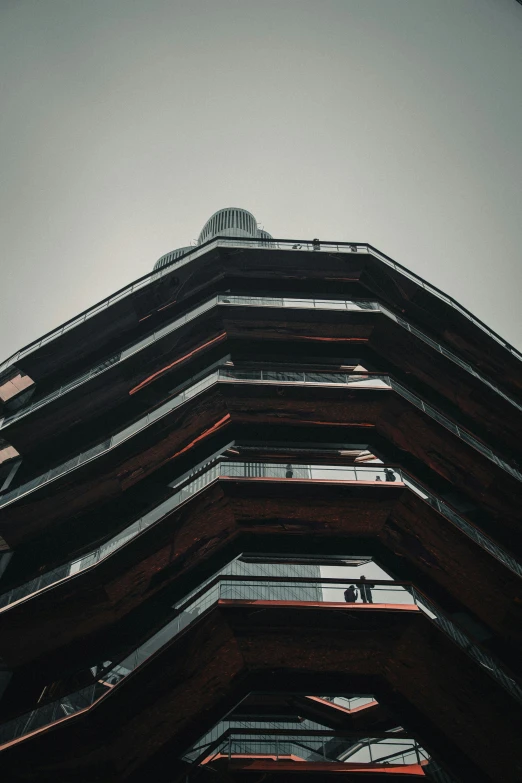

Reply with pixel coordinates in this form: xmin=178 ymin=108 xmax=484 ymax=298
xmin=206 ymin=756 xmax=426 ymax=776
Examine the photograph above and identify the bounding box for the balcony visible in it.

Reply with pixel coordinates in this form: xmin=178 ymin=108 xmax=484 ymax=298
xmin=1 ymin=239 xmax=519 ymax=400
xmin=0 ymin=597 xmax=519 ymax=782
xmin=1 ymin=364 xmax=519 ymax=518
xmin=1 ymin=572 xmax=520 ymax=752
xmin=2 ymin=295 xmax=518 ymax=459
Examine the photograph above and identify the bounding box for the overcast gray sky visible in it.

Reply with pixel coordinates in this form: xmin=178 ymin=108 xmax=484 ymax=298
xmin=1 ymin=0 xmax=521 ymax=362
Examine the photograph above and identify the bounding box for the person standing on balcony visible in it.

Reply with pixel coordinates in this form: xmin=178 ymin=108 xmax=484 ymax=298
xmin=359 ymin=576 xmax=375 ymax=604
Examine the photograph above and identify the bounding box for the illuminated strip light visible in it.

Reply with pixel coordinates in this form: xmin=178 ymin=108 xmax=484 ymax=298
xmin=129 ymin=332 xmax=227 ymax=395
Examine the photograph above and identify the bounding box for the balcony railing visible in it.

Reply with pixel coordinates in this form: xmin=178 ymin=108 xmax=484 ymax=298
xmin=184 ymin=726 xmax=455 ymax=783
xmin=0 ymin=370 xmax=393 ymax=510
xmin=2 ymin=293 xmax=519 ymax=430
xmin=1 ymin=237 xmax=519 ymax=378
xmin=0 ymin=460 xmax=403 ymax=610
xmin=195 ymin=729 xmax=428 ymax=768
xmin=1 ymin=573 xmax=520 ymax=750
xmin=1 ymin=362 xmax=519 ymax=514
xmin=2 ymin=441 xmax=521 ymax=614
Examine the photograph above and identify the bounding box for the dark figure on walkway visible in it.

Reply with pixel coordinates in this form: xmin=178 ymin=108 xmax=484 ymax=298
xmin=312 ymin=238 xmax=321 ymax=251
xmin=359 ymin=575 xmax=375 ymax=604
xmin=285 ymin=464 xmax=294 ymax=478
xmin=344 ymin=585 xmax=358 ymax=603
xmin=375 ymin=475 xmax=382 ymax=481
xmin=384 ymin=468 xmax=396 ymax=482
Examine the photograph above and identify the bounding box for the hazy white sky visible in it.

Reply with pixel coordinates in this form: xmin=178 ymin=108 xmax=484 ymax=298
xmin=1 ymin=0 xmax=521 ymax=362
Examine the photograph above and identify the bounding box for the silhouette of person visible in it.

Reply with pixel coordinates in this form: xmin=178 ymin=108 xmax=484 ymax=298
xmin=359 ymin=575 xmax=375 ymax=604
xmin=344 ymin=585 xmax=358 ymax=603
xmin=285 ymin=464 xmax=294 ymax=479
xmin=384 ymin=468 xmax=396 ymax=482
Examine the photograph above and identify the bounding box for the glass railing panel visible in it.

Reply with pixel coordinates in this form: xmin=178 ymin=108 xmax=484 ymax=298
xmin=16 ymin=474 xmax=47 ymax=494
xmin=112 ymin=582 xmax=222 ymax=678
xmin=69 ymin=552 xmax=99 ymax=574
xmin=220 ymin=462 xmax=402 ymax=485
xmin=183 ymin=374 xmax=216 ymax=400
xmin=216 ymin=367 xmax=391 ymax=390
xmin=404 ymin=475 xmax=522 ymax=577
xmin=120 ymin=335 xmax=154 ymax=360
xmin=310 ymin=299 xmax=347 ymax=310
xmin=406 ymin=585 xmax=522 ymax=703
xmin=261 ymin=370 xmax=305 ymax=383
xmin=304 ymin=371 xmax=346 ymax=384
xmin=4 ymin=292 xmax=519 ymax=433
xmin=1 ymin=237 xmax=520 ymax=378
xmin=183 ymin=718 xmax=326 ymax=764
xmin=423 ymin=404 xmax=454 ymax=430
xmin=457 ymin=428 xmax=490 ymax=455
xmin=390 ymin=378 xmax=522 ymax=479
xmin=206 ymin=733 xmax=425 ymax=766
xmin=345 ymin=375 xmax=390 ymax=388
xmin=0 ymin=373 xmax=220 ymax=508
xmin=219 ymin=294 xmax=282 ymax=307
xmin=218 ymin=368 xmax=259 ymax=380
xmin=3 ymin=580 xmax=405 ymax=746
xmin=2 ymin=573 xmax=521 ymax=748
xmin=98 ymin=521 xmax=141 ymax=560
xmin=80 ymin=440 xmax=111 ymax=463
xmin=4 ymin=451 xmax=522 ymax=612
xmin=218 ymin=580 xmax=413 ymax=606
xmin=353 ymin=465 xmax=400 ymax=482
xmin=287 ymin=297 xmax=324 ymax=308
xmin=111 ymin=419 xmax=144 ymax=447
xmin=47 ymin=456 xmax=78 ymax=479
xmin=0 ymin=296 xmax=219 ymax=428
xmin=342 ymin=738 xmax=425 ymax=765
xmin=311 ymin=465 xmax=355 ymax=481
xmin=0 ymin=682 xmax=109 ymax=746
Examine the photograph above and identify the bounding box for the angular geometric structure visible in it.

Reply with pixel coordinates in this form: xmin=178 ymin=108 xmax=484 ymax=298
xmin=0 ymin=209 xmax=521 ymax=782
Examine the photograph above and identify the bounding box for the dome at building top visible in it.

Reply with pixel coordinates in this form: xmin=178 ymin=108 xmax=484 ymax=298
xmin=154 ymin=208 xmax=270 ymax=270
xmin=153 ymin=246 xmax=193 ymax=271
xmin=198 ymin=207 xmax=259 ymax=244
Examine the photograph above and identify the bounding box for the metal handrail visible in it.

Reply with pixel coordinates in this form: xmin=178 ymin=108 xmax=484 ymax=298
xmin=3 ymin=292 xmax=519 ymax=431
xmin=2 ymin=363 xmax=519 ymax=516
xmin=0 ymin=460 xmax=405 ymax=611
xmin=1 ymin=573 xmax=520 ymax=751
xmin=1 ymin=237 xmax=519 ymax=377
xmin=2 ymin=444 xmax=521 ymax=614
xmin=181 ymin=730 xmax=421 ymax=779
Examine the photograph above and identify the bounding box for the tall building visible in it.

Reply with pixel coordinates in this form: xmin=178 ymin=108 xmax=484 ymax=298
xmin=0 ymin=208 xmax=521 ymax=782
